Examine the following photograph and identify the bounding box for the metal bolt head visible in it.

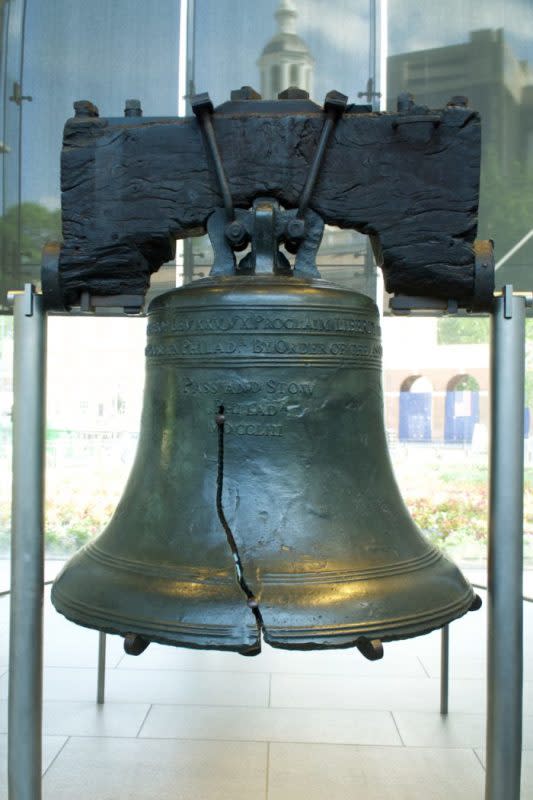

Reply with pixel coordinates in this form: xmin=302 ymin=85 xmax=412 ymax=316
xmin=286 ymin=218 xmax=305 ymax=241
xmin=230 ymin=86 xmax=261 ymax=101
xmin=225 ymin=220 xmax=248 ymax=249
xmin=397 ymin=92 xmax=415 ymax=113
xmin=324 ymin=90 xmax=348 ymax=117
xmin=447 ymin=95 xmax=468 ymax=108
xmin=124 ymin=98 xmax=142 ymax=117
xmin=191 ymin=92 xmax=214 ymax=117
xmin=73 ymin=100 xmax=99 ymax=118
xmin=278 ymin=86 xmax=309 ymax=100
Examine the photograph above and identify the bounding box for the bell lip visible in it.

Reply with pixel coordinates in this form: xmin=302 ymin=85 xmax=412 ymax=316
xmin=51 ymin=584 xmax=262 ymax=655
xmin=51 ymin=580 xmax=476 ymax=654
xmin=147 ymin=274 xmax=378 ymax=314
xmin=261 ymin=587 xmax=476 ymax=650
xmin=51 ymin=593 xmax=475 ymax=655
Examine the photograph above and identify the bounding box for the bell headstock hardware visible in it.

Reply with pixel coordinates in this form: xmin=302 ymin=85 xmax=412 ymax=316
xmin=42 ymin=86 xmax=493 ymax=313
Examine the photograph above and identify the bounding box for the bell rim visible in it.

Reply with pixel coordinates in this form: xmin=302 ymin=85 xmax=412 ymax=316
xmin=51 ymin=576 xmax=475 ymax=653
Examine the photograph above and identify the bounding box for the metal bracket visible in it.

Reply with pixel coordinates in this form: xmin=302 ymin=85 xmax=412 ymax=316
xmin=79 ymin=292 xmax=144 ymax=315
xmin=198 ymin=90 xmax=342 ymax=277
xmin=389 ymin=295 xmax=459 ymax=315
xmin=238 ymin=198 xmax=291 ymax=275
xmin=503 ymin=284 xmax=514 ymax=319
xmin=472 ymin=240 xmax=496 ymax=312
xmin=23 ymin=284 xmax=35 ymax=317
xmin=207 ymin=199 xmax=324 ymax=278
xmin=6 ymin=283 xmax=37 ymax=317
xmin=192 ymin=93 xmax=249 ymax=252
xmin=392 ymin=114 xmax=441 ymax=128
xmin=295 ymin=91 xmax=348 ymax=223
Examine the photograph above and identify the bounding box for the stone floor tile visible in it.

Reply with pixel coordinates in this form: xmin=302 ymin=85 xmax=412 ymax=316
xmin=394 ymin=710 xmax=533 ymax=749
xmin=0 ymin=700 xmax=150 ymax=737
xmin=1 ymin=666 xmax=269 ymax=706
xmin=0 ymin=733 xmax=67 ymax=799
xmin=475 ymin=748 xmax=533 ymax=794
xmin=139 ymin=704 xmax=400 ymax=746
xmin=270 ymin=673 xmax=486 ymax=714
xmin=42 ymin=737 xmax=267 ymax=800
xmin=42 ymin=615 xmax=125 ymax=668
xmin=267 ymin=743 xmax=484 ymax=800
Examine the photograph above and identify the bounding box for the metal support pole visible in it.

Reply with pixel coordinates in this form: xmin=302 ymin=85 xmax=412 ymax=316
xmin=96 ymin=632 xmax=107 ymax=705
xmin=440 ymin=625 xmax=449 ymax=716
xmin=486 ymin=286 xmax=525 ymax=800
xmin=8 ymin=285 xmax=47 ymax=800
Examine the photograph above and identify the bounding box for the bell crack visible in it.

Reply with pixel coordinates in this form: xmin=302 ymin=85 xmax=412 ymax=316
xmin=215 ymin=406 xmax=265 ymax=637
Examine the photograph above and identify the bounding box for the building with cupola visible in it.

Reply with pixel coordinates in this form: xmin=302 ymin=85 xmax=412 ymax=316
xmin=258 ymin=0 xmax=314 ymax=100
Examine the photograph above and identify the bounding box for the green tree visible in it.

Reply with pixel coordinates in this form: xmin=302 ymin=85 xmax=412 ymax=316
xmin=437 ymin=317 xmax=489 ymax=345
xmin=478 ymin=147 xmax=533 ymax=281
xmin=0 ymin=202 xmax=61 ymax=266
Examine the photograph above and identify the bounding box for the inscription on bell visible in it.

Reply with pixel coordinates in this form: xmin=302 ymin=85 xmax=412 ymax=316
xmin=181 ymin=378 xmax=315 ymax=396
xmin=147 ymin=311 xmax=380 ymax=336
xmin=208 ymin=420 xmax=284 ymax=437
xmin=146 ymin=337 xmax=382 ymax=360
xmin=252 ymin=339 xmax=382 ymax=357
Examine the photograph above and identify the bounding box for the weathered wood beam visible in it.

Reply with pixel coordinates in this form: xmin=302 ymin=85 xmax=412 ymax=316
xmin=57 ymin=101 xmax=484 ymax=307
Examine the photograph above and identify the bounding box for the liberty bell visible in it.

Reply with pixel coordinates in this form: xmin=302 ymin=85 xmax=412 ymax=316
xmin=52 ymin=193 xmax=480 ymax=661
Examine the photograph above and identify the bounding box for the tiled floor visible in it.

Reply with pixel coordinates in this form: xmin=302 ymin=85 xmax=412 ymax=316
xmin=0 ymin=582 xmax=532 ymax=799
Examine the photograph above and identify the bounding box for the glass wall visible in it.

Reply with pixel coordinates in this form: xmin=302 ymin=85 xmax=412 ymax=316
xmin=188 ymin=0 xmax=380 ymax=295
xmin=0 ymin=0 xmax=182 ymax=307
xmin=0 ymin=0 xmax=183 ymax=579
xmin=388 ymin=1 xmax=533 ymax=290
xmin=1 ymin=1 xmax=532 ymax=579
xmin=386 ymin=0 xmax=533 ymax=569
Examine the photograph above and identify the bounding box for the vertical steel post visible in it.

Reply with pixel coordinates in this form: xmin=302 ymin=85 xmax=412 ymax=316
xmin=96 ymin=632 xmax=107 ymax=705
xmin=440 ymin=625 xmax=449 ymax=716
xmin=8 ymin=285 xmax=47 ymax=800
xmin=486 ymin=286 xmax=525 ymax=800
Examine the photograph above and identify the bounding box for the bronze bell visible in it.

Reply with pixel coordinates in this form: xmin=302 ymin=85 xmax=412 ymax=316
xmin=52 ymin=272 xmax=479 ymax=659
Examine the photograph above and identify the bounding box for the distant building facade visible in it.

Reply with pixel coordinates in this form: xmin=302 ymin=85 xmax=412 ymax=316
xmin=388 ymin=28 xmax=533 ymax=172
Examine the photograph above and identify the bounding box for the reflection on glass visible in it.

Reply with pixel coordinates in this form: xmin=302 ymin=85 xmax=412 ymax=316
xmin=191 ymin=0 xmax=377 ymax=294
xmin=388 ymin=1 xmax=533 ymax=289
xmin=0 ymin=1 xmax=184 ymax=566
xmin=257 ymin=0 xmax=315 ymax=100
xmin=385 ymin=1 xmax=533 ymax=569
xmin=0 ymin=0 xmax=25 ymax=308
xmin=0 ymin=0 xmax=181 ymax=307
xmin=2 ymin=0 xmax=531 ymax=569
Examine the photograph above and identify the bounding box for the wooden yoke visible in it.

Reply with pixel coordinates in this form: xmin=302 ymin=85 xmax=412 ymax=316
xmin=45 ymin=91 xmax=494 ymax=312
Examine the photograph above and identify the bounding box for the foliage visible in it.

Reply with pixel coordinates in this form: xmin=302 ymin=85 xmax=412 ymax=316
xmin=437 ymin=316 xmax=489 ymax=345
xmin=1 ymin=442 xmax=533 ymax=565
xmin=478 ymin=147 xmax=533 ymax=276
xmin=0 ymin=202 xmax=61 ymax=266
xmin=410 ymin=494 xmax=486 ymax=549
xmin=0 ymin=457 xmax=126 ymax=556
xmin=452 ymin=375 xmax=479 ymax=391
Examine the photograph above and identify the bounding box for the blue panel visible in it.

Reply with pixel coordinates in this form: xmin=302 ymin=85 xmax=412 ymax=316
xmin=399 ymin=392 xmax=432 ymax=442
xmin=444 ymin=390 xmax=479 ymax=443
